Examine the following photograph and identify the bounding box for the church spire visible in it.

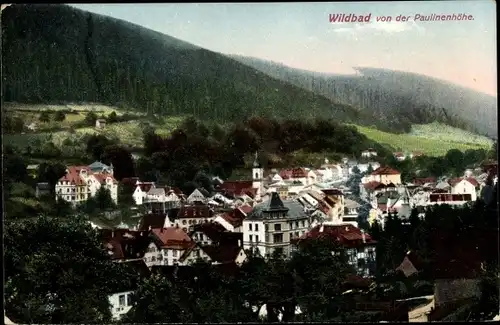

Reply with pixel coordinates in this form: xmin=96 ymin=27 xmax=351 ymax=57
xmin=253 ymin=151 xmax=261 ymax=168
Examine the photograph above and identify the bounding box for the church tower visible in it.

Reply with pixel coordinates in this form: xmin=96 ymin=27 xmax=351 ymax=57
xmin=252 ymin=152 xmax=264 ymax=200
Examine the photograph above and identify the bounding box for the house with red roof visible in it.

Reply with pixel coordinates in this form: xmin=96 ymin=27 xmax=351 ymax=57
xmin=144 ymin=227 xmax=196 ymax=267
xmin=293 ymin=223 xmax=377 ymax=277
xmin=393 ymin=152 xmax=406 ymax=161
xmin=214 ymin=205 xmax=249 ymax=232
xmin=449 ymin=177 xmax=480 ymax=201
xmin=365 ymin=166 xmax=402 ymax=185
xmin=55 ymin=165 xmax=118 ymax=205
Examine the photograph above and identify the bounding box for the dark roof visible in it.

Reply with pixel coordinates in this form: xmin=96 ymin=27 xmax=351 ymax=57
xmin=101 ymin=230 xmax=151 ymax=260
xmin=217 ymin=181 xmax=254 ymax=196
xmin=201 ymin=245 xmax=243 ymax=264
xmin=296 ymin=224 xmax=377 ymax=248
xmin=266 ymin=192 xmax=288 ymax=212
xmin=36 ymin=182 xmax=51 ymax=190
xmin=139 ymin=214 xmax=167 ymax=231
xmin=189 ymin=222 xmax=228 ymax=242
xmin=322 ymin=189 xmax=344 ymax=196
xmin=247 ymin=195 xmax=308 ymax=220
xmin=371 ymin=166 xmax=400 ymax=175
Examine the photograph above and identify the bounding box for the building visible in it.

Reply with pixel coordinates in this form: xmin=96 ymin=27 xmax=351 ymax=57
xmin=242 ymin=192 xmax=311 ymax=258
xmin=132 ymin=181 xmax=155 ymax=205
xmin=144 ymin=227 xmax=196 ymax=267
xmin=109 ymin=291 xmax=134 ymax=320
xmin=252 ymin=152 xmax=265 ymax=201
xmin=88 ymin=161 xmax=113 ymax=174
xmin=95 ymin=119 xmax=106 ymax=128
xmin=343 ymin=198 xmax=361 ymax=227
xmin=364 ymin=166 xmax=402 ymax=185
xmin=361 ymin=148 xmax=378 ymax=158
xmin=294 ymin=224 xmax=377 ymax=277
xmin=35 ymin=182 xmax=51 ymax=198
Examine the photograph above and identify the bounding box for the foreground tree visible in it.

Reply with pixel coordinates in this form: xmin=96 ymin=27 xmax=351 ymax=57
xmin=4 ymin=216 xmax=131 ymax=324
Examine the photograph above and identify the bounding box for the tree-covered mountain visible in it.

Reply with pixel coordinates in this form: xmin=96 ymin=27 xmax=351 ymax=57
xmin=229 ymin=55 xmax=497 ymax=137
xmin=2 ymin=4 xmax=386 ymax=128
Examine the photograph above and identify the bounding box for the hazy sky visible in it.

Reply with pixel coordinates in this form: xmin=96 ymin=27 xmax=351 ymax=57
xmin=72 ymin=1 xmax=496 ymax=96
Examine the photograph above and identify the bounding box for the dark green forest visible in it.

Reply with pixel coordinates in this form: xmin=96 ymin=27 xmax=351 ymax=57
xmin=230 ymin=56 xmax=498 ymax=136
xmin=2 ymin=4 xmax=388 ymax=129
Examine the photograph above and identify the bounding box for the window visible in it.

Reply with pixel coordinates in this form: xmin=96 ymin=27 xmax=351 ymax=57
xmin=173 ymin=250 xmax=178 ymax=257
xmin=249 ymin=235 xmax=253 ymax=242
xmin=71 ymin=196 xmax=75 ymax=200
xmin=265 ymin=224 xmax=269 ymax=231
xmin=151 ymin=256 xmax=156 ymax=262
xmin=119 ymin=295 xmax=126 ymax=306
xmin=274 ymin=247 xmax=284 ymax=256
xmin=255 ymin=235 xmax=259 ymax=242
xmin=127 ymin=294 xmax=133 ymax=306
xmin=274 ymin=224 xmax=281 ymax=231
xmin=273 ymin=233 xmax=283 ymax=243
xmin=301 ymin=220 xmax=305 ymax=227
xmin=249 ymin=223 xmax=253 ymax=231
xmin=295 ymin=221 xmax=299 ymax=228
xmin=182 ymin=220 xmax=187 ymax=225
xmin=255 ymin=223 xmax=259 ymax=231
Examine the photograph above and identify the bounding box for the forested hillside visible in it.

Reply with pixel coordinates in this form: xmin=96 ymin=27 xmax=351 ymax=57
xmin=230 ymin=55 xmax=497 ymax=136
xmin=2 ymin=4 xmax=382 ymax=128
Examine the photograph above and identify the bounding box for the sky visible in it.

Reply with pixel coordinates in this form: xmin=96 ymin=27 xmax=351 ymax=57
xmin=71 ymin=1 xmax=496 ymax=96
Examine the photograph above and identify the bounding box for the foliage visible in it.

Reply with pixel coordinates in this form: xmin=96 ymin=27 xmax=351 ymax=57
xmin=54 ymin=110 xmax=66 ymax=122
xmin=1 ymin=4 xmax=376 ymax=129
xmin=77 ymin=187 xmax=116 ymax=216
xmin=39 ymin=111 xmax=50 ymax=122
xmin=85 ymin=134 xmax=115 ymax=161
xmin=101 ymin=144 xmax=135 ymax=181
xmin=4 ymin=216 xmax=134 ymax=324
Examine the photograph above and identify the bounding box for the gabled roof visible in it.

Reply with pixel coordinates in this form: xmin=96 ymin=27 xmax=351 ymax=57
xmin=238 ymin=204 xmax=253 ymax=215
xmin=296 ymin=224 xmax=376 ymax=248
xmin=101 ymin=230 xmax=150 ymax=260
xmin=139 ymin=214 xmax=168 ymax=231
xmin=136 ymin=182 xmax=155 ymax=192
xmin=201 ymin=245 xmax=243 ymax=264
xmin=151 ymin=227 xmax=193 ymax=249
xmin=58 ymin=166 xmax=88 ymax=185
xmin=187 ymin=189 xmax=206 ymax=202
xmin=93 ymin=173 xmax=118 ymax=185
xmin=264 ymin=192 xmax=289 ymax=212
xmin=364 ymin=181 xmax=383 ymax=190
xmin=448 ymin=177 xmax=479 ymax=187
xmin=371 ymin=166 xmax=401 ymax=176
xmin=217 ymin=180 xmax=254 ymax=196
xmin=219 ymin=209 xmax=245 ymax=228
xmin=413 ymin=177 xmax=436 ymax=185
xmin=88 ymin=161 xmax=111 ymax=171
xmin=189 ymin=222 xmax=228 ymax=242
xmin=148 ymin=188 xmax=166 ymax=196
xmin=322 ymin=188 xmax=344 ymax=196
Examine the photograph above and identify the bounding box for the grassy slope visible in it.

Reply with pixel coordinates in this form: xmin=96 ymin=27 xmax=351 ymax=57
xmin=1 ymin=4 xmax=372 ymax=126
xmin=5 ymin=104 xmax=492 ymax=158
xmin=351 ymin=123 xmax=492 ymax=156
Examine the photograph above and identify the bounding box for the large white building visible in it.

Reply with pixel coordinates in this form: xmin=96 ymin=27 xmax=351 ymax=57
xmin=55 ymin=162 xmax=118 ymax=205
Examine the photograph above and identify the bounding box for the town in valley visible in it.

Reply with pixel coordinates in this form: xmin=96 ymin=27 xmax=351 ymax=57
xmin=2 ymin=2 xmax=498 ymax=324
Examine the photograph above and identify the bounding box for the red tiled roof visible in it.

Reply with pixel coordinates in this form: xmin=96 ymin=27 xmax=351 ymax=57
xmin=238 ymin=204 xmax=253 ymax=215
xmin=93 ymin=173 xmax=118 ymax=184
xmin=218 ymin=181 xmax=253 ymax=196
xmin=220 ymin=209 xmax=245 ymax=228
xmin=371 ymin=166 xmax=401 ymax=176
xmin=151 ymin=227 xmax=193 ymax=249
xmin=364 ymin=181 xmax=383 ymax=190
xmin=177 ymin=205 xmax=212 ymax=219
xmin=298 ymin=224 xmax=377 ymax=248
xmin=413 ymin=177 xmax=436 ymax=185
xmin=280 ymin=168 xmax=308 ymax=179
xmin=448 ymin=177 xmax=479 ymax=187
xmin=102 ymin=230 xmax=150 ymax=260
xmin=291 ymin=167 xmax=308 ymax=178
